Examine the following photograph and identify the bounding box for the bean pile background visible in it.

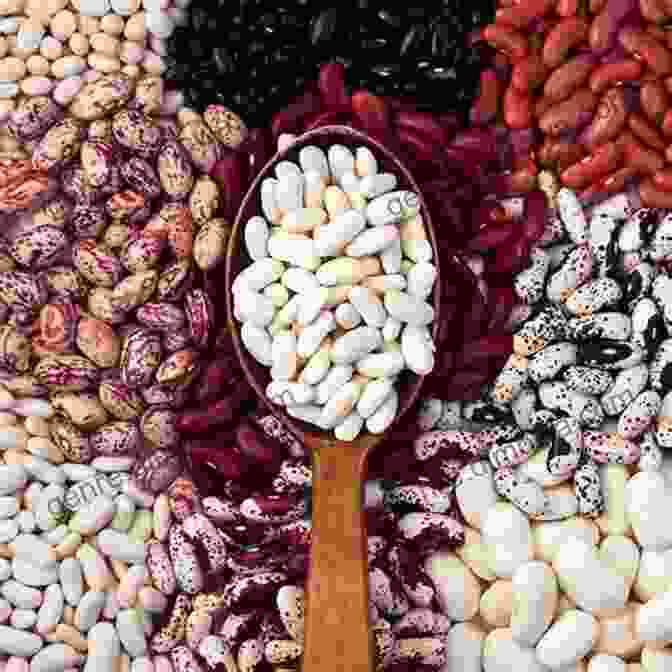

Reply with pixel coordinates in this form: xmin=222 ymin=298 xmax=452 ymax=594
xmin=3 ymin=0 xmax=672 ymax=670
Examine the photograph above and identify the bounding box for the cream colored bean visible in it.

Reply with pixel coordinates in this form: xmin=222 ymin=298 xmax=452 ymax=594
xmin=480 ymin=581 xmax=513 ymax=629
xmin=123 ymin=12 xmax=145 ymax=41
xmin=596 ymin=465 xmax=632 ymax=538
xmin=100 ymin=14 xmax=124 ymax=35
xmin=78 ymin=16 xmax=99 ymax=36
xmin=141 ymin=51 xmax=164 ymax=74
xmin=68 ymin=33 xmax=89 ymax=56
xmin=120 ymin=64 xmax=139 ymax=78
xmin=9 ymin=35 xmax=37 ymax=60
xmin=456 ymin=526 xmax=497 ymax=582
xmin=0 ymin=56 xmax=26 ymax=81
xmin=118 ymin=40 xmax=143 ymax=64
xmin=39 ymin=35 xmax=63 ymax=60
xmin=24 ymin=417 xmax=50 ymax=438
xmin=87 ymin=53 xmax=121 ymax=73
xmin=51 ymin=55 xmax=85 ymax=78
xmin=89 ymin=32 xmax=119 ymax=56
xmin=0 ymin=414 xmax=16 ymax=427
xmin=50 ymin=10 xmax=76 ymax=40
xmin=594 ymin=603 xmax=642 ymax=659
xmin=0 ymin=0 xmax=24 ymax=15
xmin=26 ymin=54 xmax=50 ymax=75
xmin=0 ymin=37 xmax=7 ymax=59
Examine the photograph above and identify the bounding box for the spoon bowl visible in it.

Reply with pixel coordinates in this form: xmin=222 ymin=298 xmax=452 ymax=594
xmin=225 ymin=125 xmax=445 ymax=672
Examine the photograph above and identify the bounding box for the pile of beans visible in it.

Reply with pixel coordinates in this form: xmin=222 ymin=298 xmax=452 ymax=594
xmin=232 ymin=140 xmax=437 ymax=441
xmin=0 ymin=0 xmax=186 ymax=118
xmin=161 ymin=0 xmax=494 ymax=124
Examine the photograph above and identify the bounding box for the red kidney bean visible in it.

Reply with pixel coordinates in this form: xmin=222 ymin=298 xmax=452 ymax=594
xmin=579 ymin=165 xmax=640 ymax=202
xmin=619 ymin=26 xmax=672 ymax=75
xmin=583 ymin=87 xmax=629 ymax=148
xmin=590 ymin=0 xmax=608 ymax=11
xmin=640 ymin=0 xmax=669 ymax=24
xmin=351 ymin=90 xmax=390 ymax=140
xmin=503 ymin=85 xmax=533 ymax=129
xmin=628 ymin=112 xmax=667 ymax=151
xmin=483 ymin=24 xmax=529 ymax=61
xmin=318 ymin=61 xmax=350 ymax=110
xmin=557 ymin=0 xmax=579 ymax=16
xmin=494 ymin=0 xmax=555 ymax=28
xmin=560 ymin=140 xmax=623 ymax=188
xmin=543 ymin=54 xmax=596 ymax=102
xmin=539 ymin=88 xmax=598 ymax=136
xmin=590 ymin=0 xmax=637 ymax=54
xmin=640 ymin=80 xmax=669 ymax=126
xmin=511 ymin=56 xmax=549 ymax=94
xmin=542 ymin=17 xmax=590 ymax=68
xmin=588 ymin=59 xmax=643 ymax=94
xmin=661 ymin=108 xmax=672 ymax=136
xmin=652 ymin=168 xmax=672 ymax=191
xmin=640 ymin=175 xmax=672 ymax=206
xmin=536 ymin=137 xmax=586 ymax=170
xmin=470 ymin=69 xmax=502 ymax=125
xmin=271 ymin=90 xmax=322 ymax=138
xmin=617 ymin=129 xmax=666 ymax=173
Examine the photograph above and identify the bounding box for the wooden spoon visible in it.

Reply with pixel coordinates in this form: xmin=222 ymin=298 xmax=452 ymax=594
xmin=225 ymin=126 xmax=443 ymax=672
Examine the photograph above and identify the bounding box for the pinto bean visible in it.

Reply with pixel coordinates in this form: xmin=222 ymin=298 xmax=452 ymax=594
xmin=542 ymin=17 xmax=590 ymax=68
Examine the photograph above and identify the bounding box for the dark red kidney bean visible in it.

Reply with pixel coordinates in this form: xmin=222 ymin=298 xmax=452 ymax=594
xmin=177 ymin=380 xmax=253 ymax=434
xmin=487 ymin=285 xmax=517 ymax=331
xmin=211 ymin=151 xmax=249 ymax=221
xmin=449 ymin=127 xmax=499 ymax=164
xmin=470 ymin=69 xmax=501 ymax=125
xmin=509 ymin=128 xmax=537 ymax=162
xmin=236 ymin=421 xmax=285 ymax=467
xmin=442 ymin=369 xmax=493 ymax=398
xmin=490 ymin=235 xmax=531 ymax=274
xmin=456 ymin=334 xmax=514 ymax=369
xmin=304 ymin=110 xmax=348 ymax=131
xmin=186 ymin=442 xmax=246 ymax=480
xmin=522 ymin=190 xmax=547 ymax=242
xmin=396 ymin=110 xmax=449 ymax=146
xmin=239 ymin=128 xmax=273 ymax=177
xmin=317 ymin=61 xmax=350 ymax=110
xmin=397 ymin=126 xmax=441 ymax=163
xmin=351 ymin=90 xmax=390 ymax=140
xmin=194 ymin=355 xmax=242 ymax=405
xmin=270 ymin=90 xmax=322 ymax=139
xmin=459 ymin=286 xmax=490 ymax=345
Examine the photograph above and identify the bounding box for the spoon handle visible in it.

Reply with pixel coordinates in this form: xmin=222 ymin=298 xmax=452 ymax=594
xmin=302 ymin=434 xmax=378 ymax=672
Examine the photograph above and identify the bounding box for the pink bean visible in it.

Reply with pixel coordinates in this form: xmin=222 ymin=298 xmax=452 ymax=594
xmin=318 ymin=61 xmax=350 ymax=110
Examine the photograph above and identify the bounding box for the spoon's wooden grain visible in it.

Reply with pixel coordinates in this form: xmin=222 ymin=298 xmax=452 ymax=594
xmin=225 ymin=126 xmax=445 ymax=672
